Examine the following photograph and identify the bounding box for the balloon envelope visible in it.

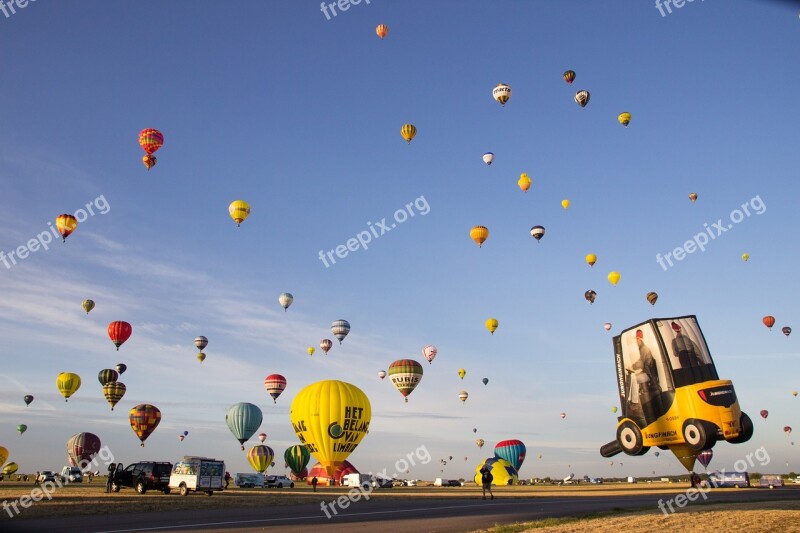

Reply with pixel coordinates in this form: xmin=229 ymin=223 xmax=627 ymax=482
xmin=66 ymin=432 xmax=101 ymax=469
xmin=258 ymin=433 xmax=267 ymax=443
xmin=474 ymin=457 xmax=518 ymax=486
xmin=229 ymin=200 xmax=251 ymax=226
xmin=697 ymin=449 xmax=713 ymax=469
xmin=129 ymin=404 xmax=161 ymax=446
xmin=23 ymin=395 xmax=33 ymax=406
xmin=98 ymin=369 xmax=119 ymax=386
xmin=388 ymin=360 xmax=423 ymax=402
xmin=284 ymin=445 xmax=311 ymax=476
xmin=103 ymin=382 xmax=126 ymax=410
xmin=331 ymin=320 xmax=351 ymax=344
xmin=278 ymin=293 xmax=294 ymax=311
xmin=608 ymin=272 xmax=621 ymax=286
xmin=56 ymin=372 xmax=81 ymax=401
xmin=82 ymin=299 xmax=95 ymax=314
xmin=760 ymin=410 xmax=768 ymax=420
xmin=485 ymin=318 xmax=498 ymax=335
xmin=226 ymin=403 xmax=263 ymax=450
xmin=108 ymin=321 xmax=132 ymax=350
xmin=194 ymin=336 xmax=208 ymax=351
xmin=763 ymin=316 xmax=775 ymax=329
xmin=494 ymin=439 xmax=527 ymax=471
xmin=116 ymin=363 xmax=127 ymax=375
xmin=422 ymin=345 xmax=437 ymax=364
xmin=247 ymin=445 xmax=274 ymax=474
xmin=264 ymin=374 xmax=287 ymax=403
xmin=470 ymin=226 xmax=489 ymax=247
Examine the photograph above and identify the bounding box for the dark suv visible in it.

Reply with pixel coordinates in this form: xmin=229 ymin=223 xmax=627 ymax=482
xmin=112 ymin=462 xmax=173 ymax=494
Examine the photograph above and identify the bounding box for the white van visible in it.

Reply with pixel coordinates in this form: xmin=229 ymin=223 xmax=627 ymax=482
xmin=434 ymin=478 xmax=449 ymax=487
xmin=169 ymin=456 xmax=225 ymax=496
xmin=235 ymin=473 xmax=265 ymax=488
xmin=341 ymin=473 xmax=373 ymax=489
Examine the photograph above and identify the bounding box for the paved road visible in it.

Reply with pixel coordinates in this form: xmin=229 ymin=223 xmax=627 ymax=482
xmin=7 ymin=486 xmax=799 ymax=533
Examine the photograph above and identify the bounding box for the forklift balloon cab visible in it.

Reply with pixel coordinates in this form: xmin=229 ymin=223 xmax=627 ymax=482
xmin=600 ymin=315 xmax=753 ymax=458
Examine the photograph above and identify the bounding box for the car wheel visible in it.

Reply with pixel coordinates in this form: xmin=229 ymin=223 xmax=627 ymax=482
xmin=728 ymin=412 xmax=753 ymax=444
xmin=179 ymin=483 xmax=189 ymax=497
xmin=683 ymin=419 xmax=712 ymax=452
xmin=112 ymin=483 xmax=121 ymax=493
xmin=135 ymin=480 xmax=147 ymax=494
xmin=617 ymin=420 xmax=645 ymax=455
xmin=206 ymin=491 xmax=213 ymax=496
xmin=289 ymin=482 xmax=294 ymax=488
xmin=163 ymin=488 xmax=171 ymax=495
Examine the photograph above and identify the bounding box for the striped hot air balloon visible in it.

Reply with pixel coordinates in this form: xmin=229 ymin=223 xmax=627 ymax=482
xmin=138 ymin=129 xmax=164 ymax=170
xmin=563 ymin=70 xmax=576 ymax=84
xmin=56 ymin=372 xmax=81 ymax=402
xmin=55 ymin=214 xmax=78 ymax=242
xmin=470 ymin=226 xmax=489 ymax=247
xmin=284 ymin=445 xmax=311 ymax=477
xmin=97 ymin=369 xmax=119 ymax=386
xmin=646 ymin=292 xmax=658 ymax=306
xmin=129 ymin=404 xmax=161 ymax=446
xmin=264 ymin=374 xmax=287 ymax=404
xmin=400 ymin=123 xmax=416 ymax=143
xmin=375 ymin=24 xmax=388 ymax=39
xmin=331 ymin=320 xmax=351 ymax=344
xmin=247 ymin=445 xmax=274 ymax=474
xmin=574 ymin=90 xmax=590 ymax=108
xmin=494 ymin=439 xmax=527 ymax=471
xmin=320 ymin=339 xmax=333 ymax=354
xmin=388 ymin=359 xmax=423 ymax=403
xmin=103 ymin=382 xmax=126 ymax=411
xmin=66 ymin=432 xmax=101 ymax=469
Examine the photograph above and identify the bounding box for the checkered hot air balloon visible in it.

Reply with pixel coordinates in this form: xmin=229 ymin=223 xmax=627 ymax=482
xmin=129 ymin=404 xmax=161 ymax=446
xmin=138 ymin=129 xmax=163 ymax=170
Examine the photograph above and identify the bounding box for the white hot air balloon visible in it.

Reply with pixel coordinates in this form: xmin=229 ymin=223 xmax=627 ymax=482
xmin=278 ymin=293 xmax=294 ymax=312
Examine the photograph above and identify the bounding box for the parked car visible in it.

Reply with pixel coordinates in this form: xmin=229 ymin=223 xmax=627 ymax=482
xmin=371 ymin=477 xmax=393 ymax=488
xmin=265 ymin=475 xmax=294 ymax=488
xmin=446 ymin=479 xmax=462 ymax=487
xmin=37 ymin=471 xmax=57 ymax=483
xmin=112 ymin=461 xmax=173 ymax=494
xmin=60 ymin=466 xmax=83 ymax=483
xmin=405 ymin=479 xmax=417 ymax=487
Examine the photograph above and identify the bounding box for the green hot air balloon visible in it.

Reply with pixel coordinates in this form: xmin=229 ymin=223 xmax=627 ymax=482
xmin=98 ymin=369 xmax=119 ymax=386
xmin=284 ymin=445 xmax=311 ymax=477
xmin=226 ymin=402 xmax=263 ymax=450
xmin=17 ymin=424 xmax=27 ymax=436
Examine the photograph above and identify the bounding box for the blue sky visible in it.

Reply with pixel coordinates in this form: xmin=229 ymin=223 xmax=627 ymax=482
xmin=1 ymin=0 xmax=799 ymax=480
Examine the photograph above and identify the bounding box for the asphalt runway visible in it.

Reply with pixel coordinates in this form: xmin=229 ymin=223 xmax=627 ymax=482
xmin=7 ymin=486 xmax=800 ymax=533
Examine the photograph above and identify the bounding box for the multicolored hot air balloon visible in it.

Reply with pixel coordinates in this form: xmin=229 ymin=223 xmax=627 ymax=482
xmin=229 ymin=200 xmax=251 ymax=227
xmin=103 ymin=382 xmax=126 ymax=410
xmin=108 ymin=321 xmax=132 ymax=351
xmin=98 ymin=369 xmax=118 ymax=386
xmin=574 ymin=90 xmax=590 ymax=108
xmin=179 ymin=435 xmax=185 ymax=442
xmin=320 ymin=339 xmax=333 ymax=354
xmin=494 ymin=439 xmax=526 ymax=471
xmin=476 ymin=439 xmax=485 ymax=448
xmin=331 ymin=320 xmax=351 ymax=344
xmin=129 ymin=404 xmax=161 ymax=446
xmin=697 ymin=449 xmax=713 ymax=469
xmin=618 ymin=112 xmax=632 ymax=127
xmin=689 ymin=192 xmax=698 ymax=202
xmin=82 ymin=299 xmax=95 ymax=314
xmin=23 ymin=395 xmax=33 ymax=406
xmin=138 ymin=128 xmax=164 ymax=170
xmin=66 ymin=432 xmax=101 ymax=469
xmin=284 ymin=445 xmax=311 ymax=477
xmin=646 ymin=292 xmax=658 ymax=306
xmin=247 ymin=445 xmax=274 ymax=473
xmin=763 ymin=316 xmax=776 ymax=330
xmin=279 ymin=293 xmax=294 ymax=312
xmin=485 ymin=318 xmax=498 ymax=335
xmin=194 ymin=336 xmax=208 ymax=351
xmin=458 ymin=391 xmax=469 ymax=404
xmin=608 ymin=271 xmax=620 ymax=286
xmin=226 ymin=402 xmax=263 ymax=450
xmin=518 ymin=173 xmax=531 ymax=192
xmin=56 ymin=372 xmax=81 ymax=401
xmin=563 ymin=70 xmax=576 ymax=84
xmin=530 ymin=225 xmax=545 ymax=242
xmin=470 ymin=226 xmax=489 ymax=247
xmin=783 ymin=327 xmax=792 ymax=337
xmin=258 ymin=433 xmax=267 ymax=443
xmin=585 ymin=254 xmax=597 ymax=267
xmin=585 ymin=290 xmax=597 ymax=305
xmin=493 ymin=84 xmax=511 ymax=106
xmin=422 ymin=345 xmax=437 ymax=364
xmin=400 ymin=123 xmax=417 ymax=143
xmin=56 ymin=214 xmax=78 ymax=242
xmin=289 ymin=380 xmax=371 ymax=478
xmin=264 ymin=374 xmax=287 ymax=404
xmin=760 ymin=410 xmax=768 ymax=420
xmin=482 ymin=152 xmax=494 ymax=165
xmin=0 ymin=447 xmax=8 ymax=467
xmin=375 ymin=24 xmax=388 ymax=39
xmin=378 ymin=370 xmax=386 ymax=380
xmin=388 ymin=360 xmax=423 ymax=402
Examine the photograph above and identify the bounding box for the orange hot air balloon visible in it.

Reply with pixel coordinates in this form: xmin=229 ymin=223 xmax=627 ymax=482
xmin=138 ymin=129 xmax=164 ymax=169
xmin=689 ymin=192 xmax=698 ymax=202
xmin=518 ymin=173 xmax=532 ymax=192
xmin=376 ymin=24 xmax=388 ymax=39
xmin=763 ymin=316 xmax=776 ymax=330
xmin=108 ymin=321 xmax=133 ymax=350
xmin=56 ymin=214 xmax=78 ymax=242
xmin=470 ymin=226 xmax=489 ymax=247
xmin=142 ymin=155 xmax=156 ymax=170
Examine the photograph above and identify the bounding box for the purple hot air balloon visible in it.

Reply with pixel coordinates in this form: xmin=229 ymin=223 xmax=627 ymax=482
xmin=697 ymin=449 xmax=713 ymax=469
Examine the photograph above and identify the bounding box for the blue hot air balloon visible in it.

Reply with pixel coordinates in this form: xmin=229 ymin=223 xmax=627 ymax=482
xmin=331 ymin=320 xmax=351 ymax=344
xmin=494 ymin=439 xmax=527 ymax=471
xmin=226 ymin=402 xmax=263 ymax=450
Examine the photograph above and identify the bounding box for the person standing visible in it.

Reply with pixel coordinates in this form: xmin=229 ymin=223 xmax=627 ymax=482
xmin=481 ymin=467 xmax=494 ymax=500
xmin=311 ymin=476 xmax=318 ymax=492
xmin=106 ymin=464 xmax=116 ymax=493
xmin=34 ymin=471 xmax=40 ymax=486
xmin=224 ymin=471 xmax=231 ymax=489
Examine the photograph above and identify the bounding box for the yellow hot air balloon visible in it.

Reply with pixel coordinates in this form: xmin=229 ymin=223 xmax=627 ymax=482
xmin=485 ymin=318 xmax=498 ymax=335
xmin=618 ymin=112 xmax=632 ymax=127
xmin=470 ymin=226 xmax=489 ymax=247
xmin=458 ymin=368 xmax=466 ymax=379
xmin=689 ymin=192 xmax=698 ymax=203
xmin=229 ymin=200 xmax=250 ymax=227
xmin=0 ymin=446 xmax=8 ymax=466
xmin=742 ymin=253 xmax=750 ymax=262
xmin=56 ymin=372 xmax=81 ymax=402
xmin=518 ymin=173 xmax=531 ymax=192
xmin=289 ymin=380 xmax=371 ymax=478
xmin=197 ymin=352 xmax=206 ymax=363
xmin=307 ymin=346 xmax=316 ymax=356
xmin=55 ymin=214 xmax=78 ymax=242
xmin=585 ymin=253 xmax=597 ymax=267
xmin=400 ymin=123 xmax=417 ymax=144
xmin=607 ymin=271 xmax=620 ymax=286
xmin=375 ymin=24 xmax=388 ymax=40
xmin=561 ymin=199 xmax=570 ymax=209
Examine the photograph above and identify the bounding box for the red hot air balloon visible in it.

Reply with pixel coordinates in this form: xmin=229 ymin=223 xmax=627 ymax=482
xmin=763 ymin=316 xmax=776 ymax=330
xmin=108 ymin=321 xmax=132 ymax=351
xmin=66 ymin=432 xmax=102 ymax=470
xmin=264 ymin=374 xmax=287 ymax=404
xmin=760 ymin=410 xmax=768 ymax=420
xmin=138 ymin=129 xmax=164 ymax=170
xmin=129 ymin=404 xmax=161 ymax=446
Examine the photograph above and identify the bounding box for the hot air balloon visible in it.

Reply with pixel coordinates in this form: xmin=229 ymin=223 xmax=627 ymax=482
xmin=482 ymin=378 xmax=489 ymax=385
xmin=476 ymin=439 xmax=485 ymax=448
xmin=608 ymin=271 xmax=620 ymax=286
xmin=742 ymin=253 xmax=750 ymax=262
xmin=331 ymin=320 xmax=351 ymax=344
xmin=422 ymin=345 xmax=437 ymax=364
xmin=574 ymin=90 xmax=590 ymax=108
xmin=197 ymin=352 xmax=206 ymax=363
xmin=492 ymin=83 xmax=511 ymax=106
xmin=794 ymin=391 xmax=798 ymax=397
xmin=560 ymin=412 xmax=567 ymax=419
xmin=375 ymin=23 xmax=388 ymax=39
xmin=116 ymin=363 xmax=127 ymax=375
xmin=618 ymin=112 xmax=632 ymax=127
xmin=689 ymin=192 xmax=698 ymax=202
xmin=103 ymin=382 xmax=126 ymax=410
xmin=377 ymin=370 xmax=386 ymax=380
xmin=458 ymin=368 xmax=466 ymax=379
xmin=82 ymin=299 xmax=95 ymax=314
xmin=785 ymin=426 xmax=792 ymax=435
xmin=760 ymin=410 xmax=768 ymax=420
xmin=400 ymin=123 xmax=417 ymax=143
xmin=258 ymin=433 xmax=267 ymax=443
xmin=98 ymin=369 xmax=119 ymax=386
xmin=138 ymin=128 xmax=163 ymax=169
xmin=55 ymin=214 xmax=78 ymax=242
xmin=183 ymin=431 xmax=188 ymax=436
xmin=655 ymin=451 xmax=660 ymax=457
xmin=289 ymin=380 xmax=371 ymax=477
xmin=307 ymin=346 xmax=316 ymax=356
xmin=585 ymin=290 xmax=597 ymax=305
xmin=17 ymin=424 xmax=27 ymax=436
xmin=279 ymin=293 xmax=294 ymax=312
xmin=226 ymin=402 xmax=263 ymax=450
xmin=1 ymin=447 xmax=9 ymax=467
xmin=611 ymin=406 xmax=618 ymax=413
xmin=247 ymin=445 xmax=274 ymax=473
xmin=458 ymin=391 xmax=469 ymax=404
xmin=108 ymin=321 xmax=132 ymax=351
xmin=518 ymin=173 xmax=531 ymax=192
xmin=229 ymin=200 xmax=251 ymax=227
xmin=604 ymin=323 xmax=612 ymax=331
xmin=66 ymin=432 xmax=101 ymax=469
xmin=470 ymin=226 xmax=489 ymax=247
xmin=388 ymin=360 xmax=424 ymax=402
xmin=486 ymin=318 xmax=498 ymax=335
xmin=563 ymin=70 xmax=576 ymax=84
xmin=482 ymin=152 xmax=494 ymax=165
xmin=23 ymin=395 xmax=33 ymax=406
xmin=179 ymin=435 xmax=185 ymax=442
xmin=56 ymin=372 xmax=81 ymax=401
xmin=530 ymin=225 xmax=545 ymax=242
xmin=494 ymin=439 xmax=526 ymax=471
xmin=783 ymin=327 xmax=792 ymax=337
xmin=194 ymin=336 xmax=208 ymax=351
xmin=3 ymin=463 xmax=19 ymax=476
xmin=585 ymin=253 xmax=597 ymax=267
xmin=264 ymin=374 xmax=287 ymax=404
xmin=697 ymin=449 xmax=713 ymax=469
xmin=284 ymin=445 xmax=311 ymax=477
xmin=320 ymin=339 xmax=333 ymax=354
xmin=474 ymin=458 xmax=519 ymax=487
xmin=646 ymin=292 xmax=658 ymax=306
xmin=763 ymin=316 xmax=776 ymax=330
xmin=129 ymin=404 xmax=161 ymax=446
xmin=473 ymin=428 xmax=478 ymax=433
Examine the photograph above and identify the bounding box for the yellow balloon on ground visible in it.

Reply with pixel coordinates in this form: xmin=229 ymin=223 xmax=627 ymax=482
xmin=229 ymin=200 xmax=250 ymax=227
xmin=474 ymin=457 xmax=518 ymax=486
xmin=290 ymin=380 xmax=371 ymax=478
xmin=585 ymin=253 xmax=597 ymax=267
xmin=0 ymin=446 xmax=8 ymax=466
xmin=56 ymin=372 xmax=81 ymax=402
xmin=518 ymin=173 xmax=531 ymax=192
xmin=485 ymin=318 xmax=498 ymax=335
xmin=470 ymin=226 xmax=489 ymax=247
xmin=561 ymin=199 xmax=570 ymax=209
xmin=607 ymin=271 xmax=620 ymax=286
xmin=2 ymin=462 xmax=19 ymax=475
